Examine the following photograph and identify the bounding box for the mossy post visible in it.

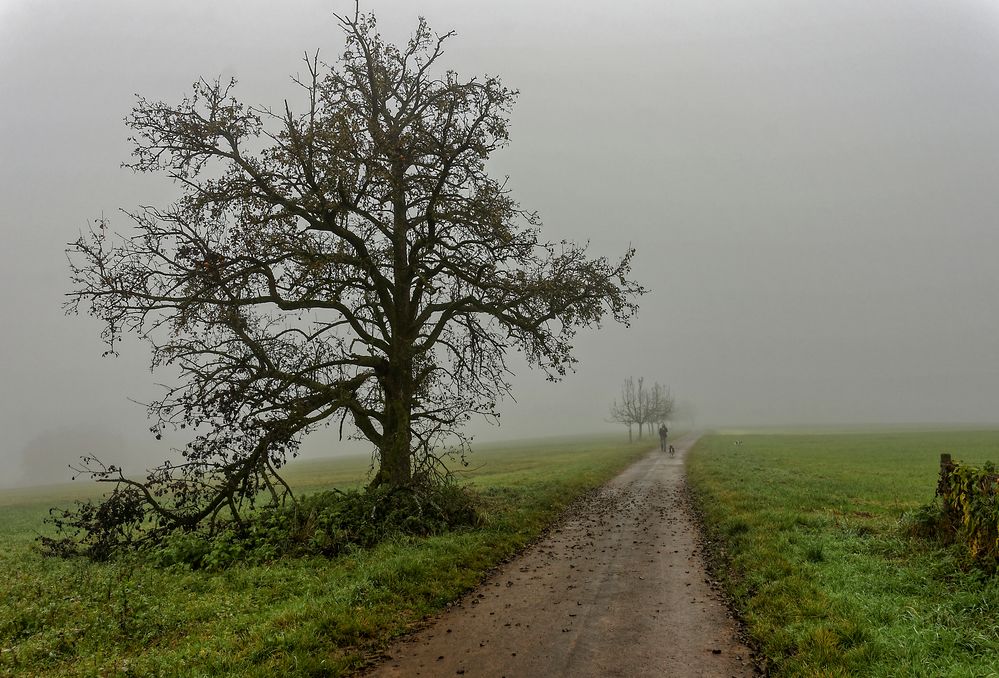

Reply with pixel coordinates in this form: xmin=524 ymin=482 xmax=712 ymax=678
xmin=938 ymin=452 xmax=953 ymax=497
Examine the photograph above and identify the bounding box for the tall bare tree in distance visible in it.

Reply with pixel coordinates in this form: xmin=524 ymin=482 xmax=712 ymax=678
xmin=609 ymin=376 xmax=640 ymax=442
xmin=610 ymin=377 xmax=674 ymax=442
xmin=61 ymin=5 xmax=644 ymax=547
xmin=646 ymin=382 xmax=674 ymax=431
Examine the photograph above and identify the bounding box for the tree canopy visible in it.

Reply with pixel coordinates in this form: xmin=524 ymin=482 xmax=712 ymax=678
xmin=60 ymin=6 xmax=644 ymax=552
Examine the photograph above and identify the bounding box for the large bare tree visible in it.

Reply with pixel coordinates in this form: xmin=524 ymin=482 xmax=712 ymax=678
xmin=63 ymin=7 xmax=643 ymax=542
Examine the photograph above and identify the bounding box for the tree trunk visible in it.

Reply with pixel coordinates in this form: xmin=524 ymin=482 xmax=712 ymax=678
xmin=376 ymin=158 xmax=416 ymax=489
xmin=379 ymin=418 xmax=412 ymax=487
xmin=376 ymin=357 xmax=414 ymax=487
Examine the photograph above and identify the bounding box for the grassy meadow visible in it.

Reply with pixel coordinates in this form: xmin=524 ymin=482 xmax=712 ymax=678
xmin=688 ymin=430 xmax=999 ymax=677
xmin=0 ymin=434 xmax=650 ymax=677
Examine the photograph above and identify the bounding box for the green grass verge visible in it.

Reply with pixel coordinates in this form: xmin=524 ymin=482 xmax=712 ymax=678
xmin=0 ymin=435 xmax=650 ymax=677
xmin=687 ymin=430 xmax=999 ymax=677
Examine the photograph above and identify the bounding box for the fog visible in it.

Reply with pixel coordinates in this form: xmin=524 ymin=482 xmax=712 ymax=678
xmin=3 ymin=0 xmax=999 ymax=487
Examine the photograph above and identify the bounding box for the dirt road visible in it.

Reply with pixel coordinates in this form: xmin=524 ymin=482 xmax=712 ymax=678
xmin=365 ymin=435 xmax=756 ymax=677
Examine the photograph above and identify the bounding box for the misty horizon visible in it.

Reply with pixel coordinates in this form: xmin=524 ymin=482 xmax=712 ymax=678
xmin=4 ymin=0 xmax=999 ymax=488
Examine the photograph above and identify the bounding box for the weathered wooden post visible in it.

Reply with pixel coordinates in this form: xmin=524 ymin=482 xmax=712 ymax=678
xmin=937 ymin=453 xmax=953 ymax=501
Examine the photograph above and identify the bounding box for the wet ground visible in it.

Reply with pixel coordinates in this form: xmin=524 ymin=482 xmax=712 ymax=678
xmin=365 ymin=436 xmax=756 ymax=678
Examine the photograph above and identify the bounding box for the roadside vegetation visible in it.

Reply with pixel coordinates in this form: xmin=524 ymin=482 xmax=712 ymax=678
xmin=688 ymin=430 xmax=999 ymax=677
xmin=0 ymin=435 xmax=648 ymax=677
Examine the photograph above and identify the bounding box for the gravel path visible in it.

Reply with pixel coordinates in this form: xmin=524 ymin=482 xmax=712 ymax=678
xmin=365 ymin=435 xmax=756 ymax=677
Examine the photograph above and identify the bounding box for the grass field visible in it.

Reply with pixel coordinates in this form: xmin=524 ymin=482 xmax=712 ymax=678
xmin=687 ymin=430 xmax=999 ymax=677
xmin=0 ymin=434 xmax=650 ymax=677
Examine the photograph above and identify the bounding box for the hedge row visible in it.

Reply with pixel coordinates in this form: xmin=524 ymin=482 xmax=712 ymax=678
xmin=937 ymin=455 xmax=999 ymax=567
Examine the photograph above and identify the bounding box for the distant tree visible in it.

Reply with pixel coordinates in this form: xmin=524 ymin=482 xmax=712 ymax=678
xmin=645 ymin=381 xmax=674 ymax=430
xmin=610 ymin=377 xmax=673 ymax=442
xmin=60 ymin=6 xmax=644 ymax=549
xmin=635 ymin=377 xmax=649 ymax=439
xmin=18 ymin=427 xmax=125 ymax=488
xmin=609 ymin=376 xmax=639 ymax=442
xmin=672 ymin=399 xmax=695 ymax=430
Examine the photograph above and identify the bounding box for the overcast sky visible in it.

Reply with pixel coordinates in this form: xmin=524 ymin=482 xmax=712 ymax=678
xmin=3 ymin=0 xmax=999 ymax=486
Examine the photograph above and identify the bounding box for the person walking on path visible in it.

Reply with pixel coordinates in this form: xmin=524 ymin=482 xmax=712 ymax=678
xmin=658 ymin=423 xmax=669 ymax=452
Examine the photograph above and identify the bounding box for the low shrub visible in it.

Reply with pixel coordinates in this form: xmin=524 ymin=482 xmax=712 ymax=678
xmin=145 ymin=481 xmax=481 ymax=569
xmin=936 ymin=459 xmax=999 ymax=570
